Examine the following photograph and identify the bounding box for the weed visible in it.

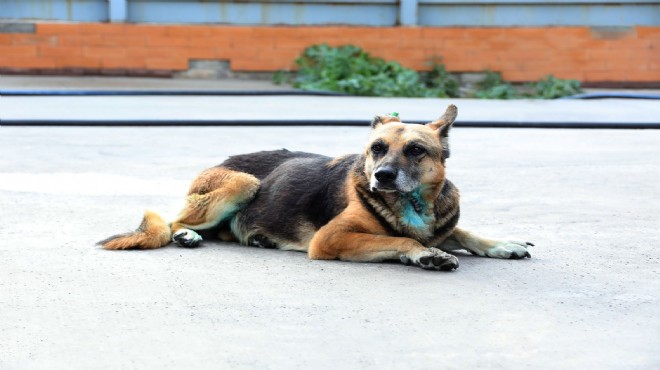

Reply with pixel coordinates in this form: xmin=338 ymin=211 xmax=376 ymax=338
xmin=276 ymin=44 xmax=582 ymax=99
xmin=531 ymin=75 xmax=582 ymax=99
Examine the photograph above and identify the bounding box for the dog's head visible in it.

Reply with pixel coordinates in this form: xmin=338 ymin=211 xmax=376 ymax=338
xmin=364 ymin=104 xmax=457 ymax=194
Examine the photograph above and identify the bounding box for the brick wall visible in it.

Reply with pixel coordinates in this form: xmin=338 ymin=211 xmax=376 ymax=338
xmin=0 ymin=23 xmax=658 ymax=84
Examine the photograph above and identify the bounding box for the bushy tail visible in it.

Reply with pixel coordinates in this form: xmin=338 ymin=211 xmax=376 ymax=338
xmin=98 ymin=210 xmax=171 ymax=250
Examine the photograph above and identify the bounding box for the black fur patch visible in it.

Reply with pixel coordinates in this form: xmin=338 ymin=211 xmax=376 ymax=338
xmin=221 ymin=149 xmax=319 ymax=180
xmin=229 ymin=152 xmax=357 ymax=244
xmin=356 ymin=190 xmax=400 ymax=236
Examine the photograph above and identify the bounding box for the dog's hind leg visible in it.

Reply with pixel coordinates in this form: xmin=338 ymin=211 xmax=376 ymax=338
xmin=170 ymin=167 xmax=260 ymax=248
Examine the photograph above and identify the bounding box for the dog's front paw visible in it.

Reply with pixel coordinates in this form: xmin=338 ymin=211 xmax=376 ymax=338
xmin=172 ymin=228 xmax=202 ymax=248
xmin=485 ymin=240 xmax=533 ymax=259
xmin=401 ymin=247 xmax=459 ymax=271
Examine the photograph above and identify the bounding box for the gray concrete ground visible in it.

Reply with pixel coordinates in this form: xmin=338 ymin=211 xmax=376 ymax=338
xmin=1 ymin=75 xmax=659 ymax=368
xmin=1 ymin=123 xmax=659 ymax=369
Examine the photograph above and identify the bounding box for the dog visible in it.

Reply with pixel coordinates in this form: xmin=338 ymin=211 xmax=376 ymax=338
xmin=99 ymin=104 xmax=532 ymax=271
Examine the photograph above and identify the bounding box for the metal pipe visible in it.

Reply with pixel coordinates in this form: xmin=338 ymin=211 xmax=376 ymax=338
xmin=2 ymin=119 xmax=658 ymax=129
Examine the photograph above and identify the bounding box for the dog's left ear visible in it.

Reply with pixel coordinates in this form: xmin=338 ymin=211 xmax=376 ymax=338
xmin=426 ymin=104 xmax=458 ymax=160
xmin=371 ymin=113 xmax=401 ymax=129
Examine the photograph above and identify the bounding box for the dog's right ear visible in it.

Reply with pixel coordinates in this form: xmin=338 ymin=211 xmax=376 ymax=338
xmin=371 ymin=113 xmax=401 ymax=129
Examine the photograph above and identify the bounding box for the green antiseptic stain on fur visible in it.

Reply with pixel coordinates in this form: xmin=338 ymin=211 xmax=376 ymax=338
xmin=401 ymin=188 xmax=431 ymax=228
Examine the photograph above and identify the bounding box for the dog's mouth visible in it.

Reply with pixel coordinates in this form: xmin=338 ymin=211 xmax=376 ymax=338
xmin=369 ymin=176 xmax=397 ymax=193
xmin=369 ymin=180 xmax=413 ymax=194
xmin=370 ymin=184 xmax=398 ymax=193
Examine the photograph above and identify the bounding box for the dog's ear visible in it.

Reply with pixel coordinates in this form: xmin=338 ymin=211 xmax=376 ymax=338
xmin=371 ymin=112 xmax=401 ymax=129
xmin=426 ymin=104 xmax=458 ymax=160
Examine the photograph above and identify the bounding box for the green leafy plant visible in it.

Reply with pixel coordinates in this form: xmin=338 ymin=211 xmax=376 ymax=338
xmin=424 ymin=62 xmax=460 ymax=98
xmin=277 ymin=45 xmax=582 ymax=99
xmin=288 ymin=44 xmax=459 ymax=98
xmin=272 ymin=70 xmax=292 ymax=85
xmin=530 ymin=75 xmax=582 ymax=99
xmin=473 ymin=71 xmax=520 ymax=99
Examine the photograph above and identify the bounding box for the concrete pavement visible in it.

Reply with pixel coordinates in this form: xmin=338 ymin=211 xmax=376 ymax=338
xmin=1 ymin=75 xmax=659 ymax=368
xmin=0 ymin=124 xmax=659 ymax=369
xmin=1 ymin=75 xmax=659 ymax=126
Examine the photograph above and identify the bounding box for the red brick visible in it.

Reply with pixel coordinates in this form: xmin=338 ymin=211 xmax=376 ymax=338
xmin=94 ymin=35 xmax=146 ymax=47
xmin=636 ymin=26 xmax=660 ymax=38
xmin=503 ymin=28 xmax=551 ymax=39
xmin=78 ymin=23 xmax=127 ymax=35
xmin=0 ymin=57 xmax=54 ymax=68
xmin=182 ymin=48 xmax=216 ymax=59
xmin=298 ymin=27 xmax=343 ymax=38
xmin=231 ymin=58 xmax=277 ymax=71
xmin=127 ymin=25 xmax=169 ymax=37
xmin=584 ymin=70 xmax=624 ymax=81
xmin=212 ymin=27 xmax=255 ymax=38
xmin=464 ymin=27 xmax=505 ymax=40
xmin=146 ymin=36 xmax=191 ymax=47
xmin=188 ymin=36 xmax=231 ymax=49
xmin=145 ymin=58 xmax=188 ymax=70
xmin=37 ymin=24 xmax=80 ymax=35
xmin=125 ymin=46 xmax=174 ymax=59
xmin=165 ymin=25 xmax=212 ymax=37
xmin=0 ymin=45 xmax=37 ymax=57
xmin=84 ymin=46 xmax=125 ymax=58
xmin=58 ymin=35 xmax=102 ymax=47
xmin=39 ymin=45 xmax=82 ymax=58
xmin=271 ymin=37 xmax=311 ymax=49
xmin=12 ymin=35 xmax=57 ymax=46
xmin=0 ymin=24 xmax=657 ymax=83
xmin=55 ymin=55 xmax=102 ymax=68
xmin=229 ymin=36 xmax=274 ymax=49
xmin=0 ymin=34 xmax=13 ymax=45
xmin=421 ymin=27 xmax=466 ymax=39
xmin=102 ymin=57 xmax=145 ymax=69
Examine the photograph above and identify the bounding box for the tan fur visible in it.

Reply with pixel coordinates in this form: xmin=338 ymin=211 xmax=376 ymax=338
xmin=99 ymin=168 xmax=259 ymax=250
xmin=309 ymin=177 xmax=429 ymax=262
xmin=100 ymin=210 xmax=171 ymax=250
xmin=171 ymin=170 xmax=259 ymax=233
xmin=427 ymin=104 xmax=457 ymax=130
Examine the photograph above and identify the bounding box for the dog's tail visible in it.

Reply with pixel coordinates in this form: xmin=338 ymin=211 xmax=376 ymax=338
xmin=98 ymin=210 xmax=171 ymax=250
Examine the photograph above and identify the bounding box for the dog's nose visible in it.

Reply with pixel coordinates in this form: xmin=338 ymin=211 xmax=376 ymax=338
xmin=375 ymin=168 xmax=397 ymax=183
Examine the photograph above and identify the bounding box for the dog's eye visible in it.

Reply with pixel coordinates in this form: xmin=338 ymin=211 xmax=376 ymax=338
xmin=407 ymin=146 xmax=426 ymax=156
xmin=371 ymin=143 xmax=386 ymax=154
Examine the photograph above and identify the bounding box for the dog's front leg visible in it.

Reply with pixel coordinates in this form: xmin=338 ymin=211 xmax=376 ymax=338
xmin=309 ymin=219 xmax=459 ymax=271
xmin=438 ymin=227 xmax=532 ymax=259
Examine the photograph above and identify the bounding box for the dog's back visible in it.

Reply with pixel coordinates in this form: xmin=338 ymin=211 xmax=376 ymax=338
xmin=220 ymin=149 xmax=319 ymax=180
xmin=228 ymin=150 xmax=358 ymax=251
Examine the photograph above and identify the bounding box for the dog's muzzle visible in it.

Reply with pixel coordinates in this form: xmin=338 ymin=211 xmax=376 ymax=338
xmin=370 ymin=167 xmax=398 ymax=192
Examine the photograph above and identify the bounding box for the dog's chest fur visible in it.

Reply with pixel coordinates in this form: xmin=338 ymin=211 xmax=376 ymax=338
xmin=354 ymin=168 xmax=460 ymax=245
xmin=356 ymin=186 xmax=450 ymax=243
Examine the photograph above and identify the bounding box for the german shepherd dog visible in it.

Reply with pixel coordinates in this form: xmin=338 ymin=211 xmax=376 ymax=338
xmin=99 ymin=105 xmax=532 ymax=271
